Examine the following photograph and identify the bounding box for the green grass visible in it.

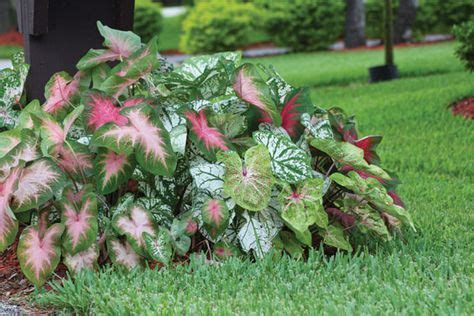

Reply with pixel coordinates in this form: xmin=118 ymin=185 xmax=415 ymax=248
xmin=0 ymin=45 xmax=21 ymax=59
xmin=35 ymin=45 xmax=474 ymax=314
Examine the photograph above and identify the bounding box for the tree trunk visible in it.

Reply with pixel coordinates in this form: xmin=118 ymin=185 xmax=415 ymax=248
xmin=384 ymin=0 xmax=394 ymax=65
xmin=0 ymin=0 xmax=13 ymax=33
xmin=394 ymin=0 xmax=418 ymax=43
xmin=344 ymin=0 xmax=366 ymax=48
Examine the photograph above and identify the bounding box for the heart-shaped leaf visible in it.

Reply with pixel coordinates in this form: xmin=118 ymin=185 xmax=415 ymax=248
xmin=63 ymin=243 xmax=99 ymax=274
xmin=278 ymin=178 xmax=328 ymax=246
xmin=17 ymin=223 xmax=65 ymax=286
xmin=83 ymin=92 xmax=129 ymax=132
xmin=300 ymin=112 xmax=334 ymax=140
xmin=213 ymin=242 xmax=241 ymax=260
xmin=43 ymin=72 xmax=80 ymax=118
xmin=143 ymin=230 xmax=172 ymax=265
xmin=0 ymin=167 xmax=21 ymax=252
xmin=94 ymin=149 xmax=136 ymax=194
xmin=59 ymin=186 xmax=98 ymax=254
xmin=218 ymin=145 xmax=273 ymax=211
xmin=170 ymin=219 xmax=191 ymax=256
xmin=107 ymin=237 xmax=142 ymax=270
xmin=280 ymin=89 xmax=314 ymax=138
xmin=238 ymin=210 xmax=281 ymax=258
xmin=322 ymin=225 xmax=352 ymax=252
xmin=92 ymin=105 xmax=177 ymax=177
xmin=354 ymin=135 xmax=382 ymax=165
xmin=201 ymin=198 xmax=230 ymax=239
xmin=254 ymin=129 xmax=313 ymax=184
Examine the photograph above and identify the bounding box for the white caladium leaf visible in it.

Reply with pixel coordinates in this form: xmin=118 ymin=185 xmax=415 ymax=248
xmin=218 ymin=145 xmax=274 ymax=211
xmin=63 ymin=243 xmax=99 ymax=274
xmin=301 ymin=113 xmax=333 ymax=140
xmin=11 ymin=158 xmax=66 ymax=212
xmin=322 ymin=225 xmax=353 ymax=252
xmin=43 ymin=71 xmax=80 ymax=118
xmin=143 ymin=230 xmax=172 ymax=265
xmin=278 ymin=178 xmax=328 ymax=246
xmin=160 ymin=109 xmax=187 ymax=155
xmin=233 ymin=63 xmax=281 ymax=126
xmin=17 ymin=223 xmax=65 ymax=286
xmin=107 ymin=238 xmax=142 ymax=270
xmin=254 ymin=129 xmax=313 ymax=184
xmin=189 ymin=160 xmax=225 ymax=196
xmin=113 ymin=204 xmax=157 ymax=255
xmin=0 ymin=167 xmax=21 ymax=252
xmin=310 ymin=138 xmax=390 ymax=180
xmin=201 ymin=198 xmax=230 ymax=239
xmin=92 ymin=104 xmax=177 ymax=177
xmin=94 ymin=149 xmax=136 ymax=194
xmin=59 ymin=186 xmax=98 ymax=254
xmin=238 ymin=210 xmax=282 ymax=258
xmin=136 ymin=176 xmax=176 ymax=225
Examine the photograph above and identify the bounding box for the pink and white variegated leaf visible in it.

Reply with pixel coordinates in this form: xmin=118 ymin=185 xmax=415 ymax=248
xmin=53 ymin=141 xmax=93 ymax=180
xmin=0 ymin=129 xmax=39 ymax=181
xmin=280 ymin=89 xmax=314 ymax=139
xmin=0 ymin=167 xmax=21 ymax=252
xmin=84 ymin=91 xmax=128 ymax=132
xmin=43 ymin=71 xmax=80 ymax=119
xmin=93 ymin=148 xmax=136 ymax=194
xmin=17 ymin=223 xmax=65 ymax=287
xmin=112 ymin=204 xmax=157 ymax=256
xmin=201 ymin=198 xmax=230 ymax=239
xmin=98 ymin=21 xmax=141 ymax=58
xmin=59 ymin=186 xmax=98 ymax=254
xmin=92 ymin=104 xmax=177 ymax=177
xmin=184 ymin=109 xmax=231 ymax=161
xmin=77 ymin=49 xmax=123 ymax=70
xmin=11 ymin=158 xmax=66 ymax=213
xmin=63 ymin=243 xmax=99 ymax=274
xmin=233 ymin=63 xmax=281 ymax=126
xmin=107 ymin=237 xmax=143 ymax=270
xmin=0 ymin=129 xmax=21 ymax=158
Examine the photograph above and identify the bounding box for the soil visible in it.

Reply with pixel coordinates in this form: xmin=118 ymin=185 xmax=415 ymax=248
xmin=0 ymin=29 xmax=23 ymax=46
xmin=451 ymin=97 xmax=474 ymax=119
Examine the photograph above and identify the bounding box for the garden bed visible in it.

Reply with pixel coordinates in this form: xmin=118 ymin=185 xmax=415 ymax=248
xmin=451 ymin=97 xmax=474 ymax=119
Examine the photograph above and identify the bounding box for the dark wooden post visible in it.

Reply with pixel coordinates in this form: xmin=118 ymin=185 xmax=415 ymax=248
xmin=16 ymin=0 xmax=135 ymax=102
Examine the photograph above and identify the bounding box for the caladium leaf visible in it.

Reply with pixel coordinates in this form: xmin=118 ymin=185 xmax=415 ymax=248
xmin=63 ymin=243 xmax=99 ymax=274
xmin=169 ymin=219 xmax=191 ymax=256
xmin=279 ymin=89 xmax=314 ymax=138
xmin=92 ymin=105 xmax=177 ymax=177
xmin=190 ymin=160 xmax=225 ymax=196
xmin=213 ymin=242 xmax=241 ymax=260
xmin=84 ymin=92 xmax=128 ymax=132
xmin=43 ymin=72 xmax=80 ymax=118
xmin=238 ymin=210 xmax=281 ymax=258
xmin=233 ymin=63 xmax=281 ymax=126
xmin=330 ymin=171 xmax=415 ymax=230
xmin=0 ymin=129 xmax=22 ymax=158
xmin=17 ymin=100 xmax=42 ymax=129
xmin=354 ymin=136 xmax=382 ymax=165
xmin=94 ymin=149 xmax=136 ymax=194
xmin=17 ymin=223 xmax=65 ymax=287
xmin=310 ymin=138 xmax=390 ymax=180
xmin=322 ymin=225 xmax=353 ymax=252
xmin=59 ymin=186 xmax=98 ymax=254
xmin=0 ymin=167 xmax=21 ymax=252
xmin=113 ymin=204 xmax=157 ymax=255
xmin=201 ymin=198 xmax=230 ymax=239
xmin=11 ymin=158 xmax=65 ymax=212
xmin=107 ymin=238 xmax=143 ymax=270
xmin=143 ymin=230 xmax=172 ymax=265
xmin=184 ymin=109 xmax=231 ymax=160
xmin=218 ymin=145 xmax=273 ymax=211
xmin=328 ymin=107 xmax=358 ymax=142
xmin=278 ymin=178 xmax=328 ymax=246
xmin=254 ymin=130 xmax=313 ymax=184
xmin=300 ymin=113 xmax=334 ymax=140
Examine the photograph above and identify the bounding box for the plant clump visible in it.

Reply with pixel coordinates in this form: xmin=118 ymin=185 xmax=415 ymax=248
xmin=0 ymin=22 xmax=413 ymax=287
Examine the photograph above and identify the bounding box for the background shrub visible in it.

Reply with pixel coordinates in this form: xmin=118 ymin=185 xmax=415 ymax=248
xmin=257 ymin=0 xmax=345 ymax=52
xmin=453 ymin=20 xmax=474 ymax=72
xmin=180 ymin=0 xmax=261 ymax=54
xmin=134 ymin=0 xmax=163 ymax=43
xmin=440 ymin=1 xmax=474 ymax=28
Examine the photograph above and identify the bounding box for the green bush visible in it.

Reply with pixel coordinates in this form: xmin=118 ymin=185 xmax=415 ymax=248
xmin=257 ymin=0 xmax=345 ymax=52
xmin=134 ymin=0 xmax=163 ymax=43
xmin=453 ymin=21 xmax=474 ymax=72
xmin=180 ymin=0 xmax=261 ymax=54
xmin=440 ymin=0 xmax=474 ymax=27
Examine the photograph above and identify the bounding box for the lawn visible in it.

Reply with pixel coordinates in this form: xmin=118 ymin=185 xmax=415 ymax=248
xmin=36 ymin=44 xmax=474 ymax=314
xmin=0 ymin=45 xmax=21 ymax=59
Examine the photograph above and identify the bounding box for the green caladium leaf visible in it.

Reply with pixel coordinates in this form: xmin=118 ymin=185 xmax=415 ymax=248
xmin=92 ymin=104 xmax=177 ymax=177
xmin=310 ymin=138 xmax=390 ymax=180
xmin=11 ymin=158 xmax=66 ymax=212
xmin=63 ymin=243 xmax=99 ymax=274
xmin=300 ymin=113 xmax=333 ymax=140
xmin=0 ymin=167 xmax=21 ymax=252
xmin=233 ymin=63 xmax=281 ymax=125
xmin=278 ymin=231 xmax=305 ymax=259
xmin=94 ymin=148 xmax=136 ymax=194
xmin=169 ymin=219 xmax=191 ymax=256
xmin=0 ymin=129 xmax=22 ymax=159
xmin=201 ymin=198 xmax=230 ymax=239
xmin=143 ymin=230 xmax=172 ymax=265
xmin=17 ymin=100 xmax=41 ymax=129
xmin=59 ymin=186 xmax=98 ymax=254
xmin=113 ymin=204 xmax=157 ymax=256
xmin=278 ymin=178 xmax=328 ymax=246
xmin=322 ymin=225 xmax=353 ymax=252
xmin=17 ymin=223 xmax=65 ymax=287
xmin=107 ymin=237 xmax=143 ymax=270
xmin=213 ymin=241 xmax=241 ymax=260
xmin=330 ymin=171 xmax=415 ymax=230
xmin=208 ymin=112 xmax=247 ymax=139
xmin=218 ymin=145 xmax=274 ymax=211
xmin=254 ymin=129 xmax=313 ymax=184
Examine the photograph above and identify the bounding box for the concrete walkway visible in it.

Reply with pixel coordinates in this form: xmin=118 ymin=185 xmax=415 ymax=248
xmin=0 ymin=59 xmax=11 ymax=70
xmin=0 ymin=302 xmax=21 ymax=316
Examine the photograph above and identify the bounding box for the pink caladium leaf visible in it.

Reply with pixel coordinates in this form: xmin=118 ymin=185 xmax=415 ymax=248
xmin=233 ymin=63 xmax=281 ymax=126
xmin=354 ymin=135 xmax=383 ymax=165
xmin=201 ymin=198 xmax=230 ymax=239
xmin=63 ymin=243 xmax=99 ymax=274
xmin=43 ymin=71 xmax=80 ymax=118
xmin=113 ymin=204 xmax=157 ymax=255
xmin=184 ymin=109 xmax=231 ymax=160
xmin=0 ymin=167 xmax=21 ymax=252
xmin=11 ymin=158 xmax=66 ymax=212
xmin=17 ymin=223 xmax=65 ymax=287
xmin=92 ymin=104 xmax=177 ymax=177
xmin=93 ymin=148 xmax=136 ymax=194
xmin=107 ymin=237 xmax=143 ymax=270
xmin=59 ymin=185 xmax=98 ymax=254
xmin=328 ymin=107 xmax=358 ymax=143
xmin=84 ymin=92 xmax=128 ymax=132
xmin=280 ymin=89 xmax=314 ymax=138
xmin=53 ymin=141 xmax=93 ymax=180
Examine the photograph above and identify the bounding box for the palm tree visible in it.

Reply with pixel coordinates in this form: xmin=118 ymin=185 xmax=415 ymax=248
xmin=344 ymin=0 xmax=366 ymax=48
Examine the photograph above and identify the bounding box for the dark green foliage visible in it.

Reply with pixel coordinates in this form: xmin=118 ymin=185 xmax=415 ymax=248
xmin=134 ymin=0 xmax=163 ymax=43
xmin=453 ymin=20 xmax=474 ymax=72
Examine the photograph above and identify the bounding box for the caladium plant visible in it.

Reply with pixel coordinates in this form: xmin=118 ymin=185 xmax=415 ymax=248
xmin=0 ymin=23 xmax=413 ymax=286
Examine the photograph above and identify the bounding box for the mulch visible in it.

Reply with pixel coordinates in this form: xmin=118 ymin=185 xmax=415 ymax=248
xmin=451 ymin=97 xmax=474 ymax=119
xmin=0 ymin=29 xmax=23 ymax=46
